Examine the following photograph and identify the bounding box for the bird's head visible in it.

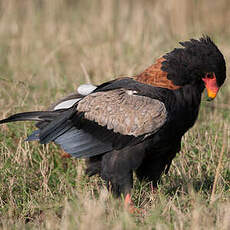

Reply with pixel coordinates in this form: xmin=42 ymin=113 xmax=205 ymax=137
xmin=161 ymin=36 xmax=226 ymax=100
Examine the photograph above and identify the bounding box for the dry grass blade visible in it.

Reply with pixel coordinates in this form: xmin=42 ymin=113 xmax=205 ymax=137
xmin=0 ymin=0 xmax=230 ymax=229
xmin=80 ymin=63 xmax=92 ymax=84
xmin=210 ymin=124 xmax=228 ymax=204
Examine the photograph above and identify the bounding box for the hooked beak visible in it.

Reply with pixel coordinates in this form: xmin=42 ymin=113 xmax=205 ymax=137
xmin=202 ymin=74 xmax=219 ymax=101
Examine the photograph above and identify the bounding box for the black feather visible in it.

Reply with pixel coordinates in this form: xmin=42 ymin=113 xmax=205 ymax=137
xmin=39 ymin=106 xmax=77 ymax=144
xmin=0 ymin=111 xmax=61 ymax=124
xmin=162 ymin=35 xmax=226 ymax=87
xmin=0 ymin=36 xmax=226 ymax=200
xmin=54 ymin=125 xmax=112 ymax=157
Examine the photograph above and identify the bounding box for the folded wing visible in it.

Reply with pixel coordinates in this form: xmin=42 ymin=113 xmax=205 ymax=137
xmin=77 ymin=88 xmax=167 ymax=137
xmin=39 ymin=88 xmax=167 ymax=158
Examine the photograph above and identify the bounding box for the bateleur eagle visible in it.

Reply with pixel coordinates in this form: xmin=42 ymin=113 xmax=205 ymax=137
xmin=0 ymin=36 xmax=226 ymax=208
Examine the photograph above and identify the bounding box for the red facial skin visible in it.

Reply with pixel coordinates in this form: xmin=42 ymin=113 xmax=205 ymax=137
xmin=202 ymin=73 xmax=219 ymax=100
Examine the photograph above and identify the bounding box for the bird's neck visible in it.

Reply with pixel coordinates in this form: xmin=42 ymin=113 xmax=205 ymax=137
xmin=175 ymin=84 xmax=203 ymax=122
xmin=134 ymin=56 xmax=203 ymax=113
xmin=134 ymin=57 xmax=181 ymax=90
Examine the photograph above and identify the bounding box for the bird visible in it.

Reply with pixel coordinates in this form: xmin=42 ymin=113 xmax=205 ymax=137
xmin=0 ymin=36 xmax=226 ymax=210
xmin=47 ymin=83 xmax=97 ymax=158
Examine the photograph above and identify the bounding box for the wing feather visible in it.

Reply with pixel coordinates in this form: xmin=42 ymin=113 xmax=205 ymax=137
xmin=77 ymin=88 xmax=167 ymax=137
xmin=54 ymin=126 xmax=112 ymax=157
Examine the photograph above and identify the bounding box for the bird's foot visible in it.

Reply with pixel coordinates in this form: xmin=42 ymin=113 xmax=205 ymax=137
xmin=124 ymin=194 xmax=145 ymax=215
xmin=60 ymin=150 xmax=71 ymax=158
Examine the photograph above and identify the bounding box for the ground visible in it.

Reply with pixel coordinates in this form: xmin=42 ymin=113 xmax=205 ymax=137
xmin=0 ymin=1 xmax=230 ymax=229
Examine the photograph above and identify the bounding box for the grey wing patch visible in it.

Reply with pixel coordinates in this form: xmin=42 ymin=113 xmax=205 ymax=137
xmin=54 ymin=126 xmax=112 ymax=157
xmin=77 ymin=89 xmax=167 ymax=137
xmin=26 ymin=124 xmax=112 ymax=157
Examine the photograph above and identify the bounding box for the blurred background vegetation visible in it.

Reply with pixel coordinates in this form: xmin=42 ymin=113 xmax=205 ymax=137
xmin=0 ymin=0 xmax=229 ymax=110
xmin=0 ymin=0 xmax=229 ymax=229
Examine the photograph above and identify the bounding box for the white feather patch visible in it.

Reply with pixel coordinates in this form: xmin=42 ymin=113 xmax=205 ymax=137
xmin=77 ymin=84 xmax=97 ymax=96
xmin=54 ymin=99 xmax=81 ymax=110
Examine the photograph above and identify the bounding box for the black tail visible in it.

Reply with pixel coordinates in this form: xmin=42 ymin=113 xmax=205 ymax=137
xmin=0 ymin=111 xmax=62 ymax=125
xmin=0 ymin=108 xmax=77 ymax=144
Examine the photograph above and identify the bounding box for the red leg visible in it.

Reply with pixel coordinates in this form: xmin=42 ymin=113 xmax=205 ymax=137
xmin=124 ymin=193 xmax=145 ymax=215
xmin=124 ymin=193 xmax=137 ymax=214
xmin=124 ymin=193 xmax=132 ymax=207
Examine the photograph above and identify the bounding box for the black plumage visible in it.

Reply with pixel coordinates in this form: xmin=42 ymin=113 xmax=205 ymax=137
xmin=0 ymin=36 xmax=226 ymax=201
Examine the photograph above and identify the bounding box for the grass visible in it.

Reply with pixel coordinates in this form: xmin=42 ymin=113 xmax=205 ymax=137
xmin=0 ymin=0 xmax=230 ymax=229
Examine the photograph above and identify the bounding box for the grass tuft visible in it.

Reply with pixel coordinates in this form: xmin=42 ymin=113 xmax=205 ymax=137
xmin=0 ymin=0 xmax=230 ymax=229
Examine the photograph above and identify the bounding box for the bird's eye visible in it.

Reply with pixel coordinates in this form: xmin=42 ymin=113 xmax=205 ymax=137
xmin=206 ymin=73 xmax=214 ymax=79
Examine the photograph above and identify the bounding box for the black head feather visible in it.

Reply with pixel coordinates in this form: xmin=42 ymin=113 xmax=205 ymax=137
xmin=161 ymin=36 xmax=226 ymax=87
